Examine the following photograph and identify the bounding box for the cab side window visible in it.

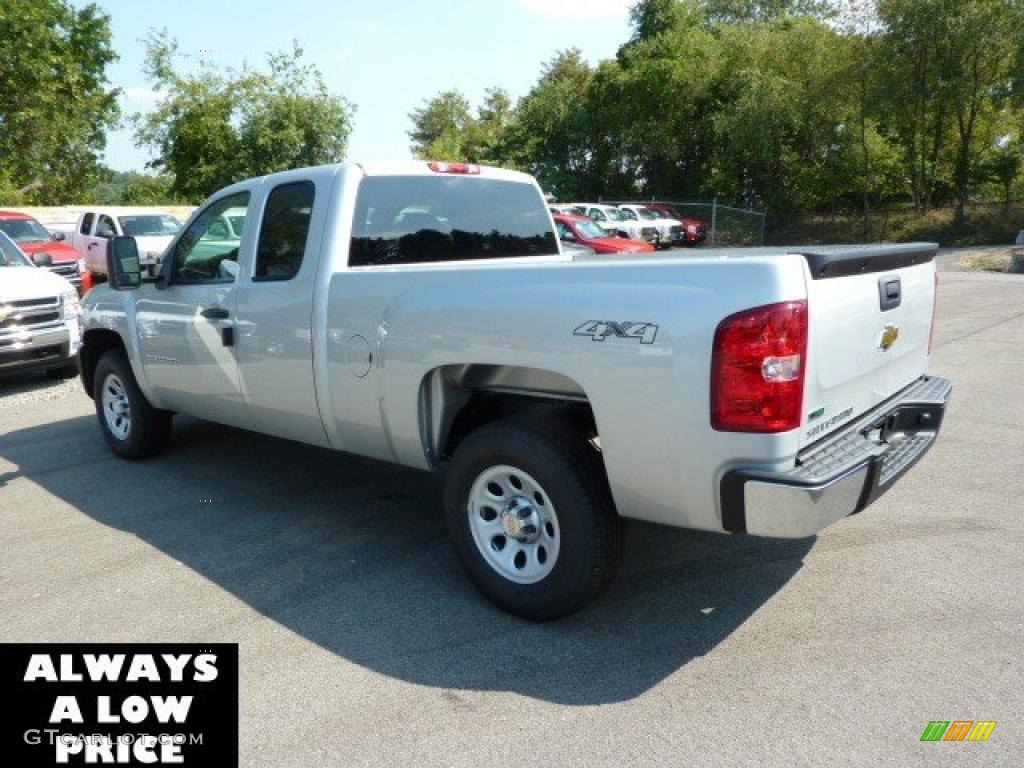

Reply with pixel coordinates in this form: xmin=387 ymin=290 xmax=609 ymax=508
xmin=171 ymin=192 xmax=250 ymax=284
xmin=253 ymin=181 xmax=315 ymax=281
xmin=95 ymin=215 xmax=116 ymax=238
xmin=80 ymin=213 xmax=94 ymax=235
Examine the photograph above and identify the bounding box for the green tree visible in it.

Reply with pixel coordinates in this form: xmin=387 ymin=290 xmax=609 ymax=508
xmin=701 ymin=0 xmax=831 ymax=23
xmin=121 ymin=174 xmax=176 ymax=205
xmin=0 ymin=0 xmax=119 ymax=203
xmin=407 ymin=90 xmax=474 ymax=161
xmin=608 ymin=3 xmax=723 ymax=197
xmin=877 ymin=0 xmax=1024 ymax=219
xmin=135 ymin=32 xmax=354 ymax=201
xmin=408 ymin=88 xmax=515 ymax=164
xmin=500 ymin=50 xmax=597 ymax=198
xmin=941 ymin=1 xmax=1024 ymax=221
xmin=473 ymin=88 xmax=514 ymax=164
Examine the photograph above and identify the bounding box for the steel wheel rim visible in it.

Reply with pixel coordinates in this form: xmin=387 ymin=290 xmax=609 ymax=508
xmin=101 ymin=373 xmax=131 ymax=441
xmin=467 ymin=464 xmax=560 ymax=584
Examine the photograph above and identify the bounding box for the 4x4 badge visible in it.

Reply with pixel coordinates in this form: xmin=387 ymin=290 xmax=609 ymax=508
xmin=574 ymin=321 xmax=658 ymax=345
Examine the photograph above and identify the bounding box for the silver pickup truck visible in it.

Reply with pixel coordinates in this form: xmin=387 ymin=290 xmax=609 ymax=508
xmin=78 ymin=161 xmax=951 ymax=620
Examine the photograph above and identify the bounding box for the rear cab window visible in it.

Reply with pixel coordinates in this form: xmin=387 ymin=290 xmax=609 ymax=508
xmin=254 ymin=181 xmax=315 ymax=281
xmin=349 ymin=175 xmax=557 ymax=267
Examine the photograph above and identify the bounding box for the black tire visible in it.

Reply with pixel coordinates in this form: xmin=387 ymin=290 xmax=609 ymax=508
xmin=92 ymin=349 xmax=172 ymax=459
xmin=46 ymin=361 xmax=79 ymax=379
xmin=444 ymin=412 xmax=625 ymax=621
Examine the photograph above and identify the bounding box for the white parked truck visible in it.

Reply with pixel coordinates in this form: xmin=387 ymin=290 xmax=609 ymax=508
xmin=69 ymin=208 xmax=183 ymax=279
xmin=0 ymin=231 xmax=81 ymax=378
xmin=617 ymin=203 xmax=685 ymax=248
xmin=577 ymin=203 xmax=658 ymax=244
xmin=78 ymin=161 xmax=951 ymax=620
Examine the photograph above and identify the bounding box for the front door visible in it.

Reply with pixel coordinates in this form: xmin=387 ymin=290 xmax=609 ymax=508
xmin=135 ymin=190 xmax=252 ymax=428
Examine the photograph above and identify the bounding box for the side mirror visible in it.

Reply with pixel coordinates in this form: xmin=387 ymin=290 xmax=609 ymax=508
xmin=560 ymin=231 xmax=575 ymax=242
xmin=51 ymin=232 xmax=66 ymax=242
xmin=32 ymin=253 xmax=53 ymax=266
xmin=107 ymin=236 xmax=142 ymax=290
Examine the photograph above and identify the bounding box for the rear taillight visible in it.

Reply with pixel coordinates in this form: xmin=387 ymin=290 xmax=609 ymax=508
xmin=928 ymin=272 xmax=938 ymax=355
xmin=427 ymin=161 xmax=480 ymax=175
xmin=711 ymin=300 xmax=808 ymax=433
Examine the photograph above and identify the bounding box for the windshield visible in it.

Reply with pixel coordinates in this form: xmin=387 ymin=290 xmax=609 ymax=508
xmin=118 ymin=214 xmax=182 ymax=237
xmin=575 ymin=219 xmax=608 ymax=239
xmin=0 ymin=217 xmax=51 ymax=244
xmin=0 ymin=233 xmax=31 ymax=266
xmin=635 ymin=207 xmax=660 ymax=220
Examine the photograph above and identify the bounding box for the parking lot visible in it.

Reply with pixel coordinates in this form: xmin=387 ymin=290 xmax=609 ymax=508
xmin=1 ymin=268 xmax=1020 ymax=767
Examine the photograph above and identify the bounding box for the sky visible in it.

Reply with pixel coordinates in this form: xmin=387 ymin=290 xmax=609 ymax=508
xmin=80 ymin=0 xmax=636 ymax=173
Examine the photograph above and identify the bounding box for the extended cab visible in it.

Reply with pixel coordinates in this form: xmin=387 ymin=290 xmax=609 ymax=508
xmin=0 ymin=231 xmax=81 ymax=378
xmin=79 ymin=162 xmax=951 ymax=620
xmin=0 ymin=210 xmax=83 ymax=292
xmin=72 ymin=208 xmax=183 ymax=280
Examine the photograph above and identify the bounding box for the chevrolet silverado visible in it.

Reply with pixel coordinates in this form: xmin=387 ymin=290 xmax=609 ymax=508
xmin=78 ymin=161 xmax=951 ymax=620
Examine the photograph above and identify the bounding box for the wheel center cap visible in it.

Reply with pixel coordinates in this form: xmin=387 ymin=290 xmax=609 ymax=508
xmin=501 ymin=497 xmax=540 ymax=543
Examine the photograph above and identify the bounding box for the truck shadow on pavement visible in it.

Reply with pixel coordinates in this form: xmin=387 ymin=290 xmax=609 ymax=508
xmin=3 ymin=413 xmax=814 ymax=705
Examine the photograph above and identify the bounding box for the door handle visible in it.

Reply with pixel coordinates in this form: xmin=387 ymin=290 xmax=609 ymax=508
xmin=200 ymin=307 xmax=230 ymax=320
xmin=878 ymin=277 xmax=901 ymax=311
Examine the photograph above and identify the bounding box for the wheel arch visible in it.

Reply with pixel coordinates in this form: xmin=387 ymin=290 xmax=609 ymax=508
xmin=80 ymin=328 xmax=127 ymax=399
xmin=417 ymin=364 xmax=598 ymax=468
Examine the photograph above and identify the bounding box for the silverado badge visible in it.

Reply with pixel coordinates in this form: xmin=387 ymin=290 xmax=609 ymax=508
xmin=879 ymin=324 xmax=900 ymax=351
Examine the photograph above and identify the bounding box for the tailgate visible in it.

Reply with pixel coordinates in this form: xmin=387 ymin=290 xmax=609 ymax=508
xmin=798 ymin=244 xmax=937 ymax=448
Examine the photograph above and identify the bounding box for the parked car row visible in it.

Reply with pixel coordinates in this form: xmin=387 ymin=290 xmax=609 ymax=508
xmin=547 ymin=202 xmax=707 ymax=250
xmin=0 ymin=207 xmax=185 ymax=297
xmin=0 ymin=207 xmax=184 ymax=379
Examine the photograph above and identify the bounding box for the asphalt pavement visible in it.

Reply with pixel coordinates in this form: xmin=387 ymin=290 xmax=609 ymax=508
xmin=1 ymin=269 xmax=1021 ymax=767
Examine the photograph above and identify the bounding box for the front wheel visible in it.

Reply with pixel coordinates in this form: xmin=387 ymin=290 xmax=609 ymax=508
xmin=444 ymin=413 xmax=625 ymax=620
xmin=93 ymin=349 xmax=172 ymax=459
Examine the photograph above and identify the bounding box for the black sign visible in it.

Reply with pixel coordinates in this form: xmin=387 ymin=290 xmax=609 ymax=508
xmin=1 ymin=644 xmax=238 ymax=767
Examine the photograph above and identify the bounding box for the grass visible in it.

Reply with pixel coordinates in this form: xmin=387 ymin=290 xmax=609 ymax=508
xmin=767 ymin=202 xmax=1024 ymax=248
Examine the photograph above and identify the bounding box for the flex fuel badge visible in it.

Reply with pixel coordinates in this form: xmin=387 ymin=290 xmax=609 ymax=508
xmin=1 ymin=644 xmax=238 ymax=766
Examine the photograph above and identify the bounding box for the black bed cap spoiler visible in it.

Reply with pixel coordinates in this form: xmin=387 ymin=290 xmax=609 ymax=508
xmin=796 ymin=243 xmax=938 ymax=280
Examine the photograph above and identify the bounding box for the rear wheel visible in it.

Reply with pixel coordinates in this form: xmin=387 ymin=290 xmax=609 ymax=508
xmin=93 ymin=349 xmax=172 ymax=459
xmin=444 ymin=412 xmax=625 ymax=620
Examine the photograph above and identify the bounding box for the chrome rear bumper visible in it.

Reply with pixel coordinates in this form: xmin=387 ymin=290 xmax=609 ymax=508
xmin=720 ymin=376 xmax=952 ymax=538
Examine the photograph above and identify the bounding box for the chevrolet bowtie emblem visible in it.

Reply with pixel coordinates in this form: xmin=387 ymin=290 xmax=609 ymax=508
xmin=879 ymin=325 xmax=900 ymax=351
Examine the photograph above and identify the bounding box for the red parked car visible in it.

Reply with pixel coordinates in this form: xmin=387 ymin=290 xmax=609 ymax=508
xmin=646 ymin=204 xmax=708 ymax=246
xmin=553 ymin=214 xmax=655 ymax=255
xmin=0 ymin=210 xmax=85 ymax=292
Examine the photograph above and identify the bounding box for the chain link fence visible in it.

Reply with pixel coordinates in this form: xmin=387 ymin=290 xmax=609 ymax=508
xmin=598 ymin=197 xmax=767 ymax=246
